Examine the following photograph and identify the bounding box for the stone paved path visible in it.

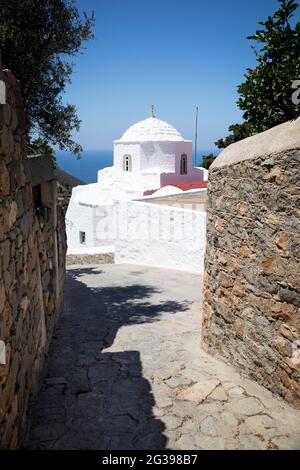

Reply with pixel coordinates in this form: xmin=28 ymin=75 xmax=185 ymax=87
xmin=25 ymin=265 xmax=300 ymax=450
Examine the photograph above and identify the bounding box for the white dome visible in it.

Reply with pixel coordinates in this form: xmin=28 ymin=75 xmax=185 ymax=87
xmin=151 ymin=185 xmax=183 ymax=197
xmin=116 ymin=117 xmax=184 ymax=142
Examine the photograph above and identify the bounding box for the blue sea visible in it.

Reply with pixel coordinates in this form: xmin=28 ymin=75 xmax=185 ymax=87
xmin=56 ymin=150 xmax=113 ymax=184
xmin=56 ymin=149 xmax=217 ymax=184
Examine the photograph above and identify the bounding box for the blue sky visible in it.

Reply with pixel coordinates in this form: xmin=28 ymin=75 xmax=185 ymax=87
xmin=62 ymin=0 xmax=298 ymax=151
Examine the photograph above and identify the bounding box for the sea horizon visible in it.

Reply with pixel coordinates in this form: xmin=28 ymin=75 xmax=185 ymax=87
xmin=56 ymin=149 xmax=218 ymax=184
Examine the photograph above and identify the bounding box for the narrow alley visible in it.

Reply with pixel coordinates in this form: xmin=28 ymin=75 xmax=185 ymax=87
xmin=25 ymin=265 xmax=300 ymax=450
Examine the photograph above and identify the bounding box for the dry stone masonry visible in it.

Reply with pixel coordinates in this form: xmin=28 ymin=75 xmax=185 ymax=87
xmin=66 ymin=252 xmax=114 ymax=266
xmin=202 ymin=118 xmax=300 ymax=409
xmin=0 ymin=66 xmax=66 ymax=448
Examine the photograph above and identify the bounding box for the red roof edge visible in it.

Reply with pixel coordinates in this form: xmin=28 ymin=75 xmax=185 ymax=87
xmin=143 ymin=181 xmax=208 ymax=196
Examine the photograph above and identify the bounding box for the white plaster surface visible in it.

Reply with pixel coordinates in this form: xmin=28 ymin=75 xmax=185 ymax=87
xmin=67 ymin=246 xmax=115 ymax=255
xmin=151 ymin=185 xmax=183 ymax=197
xmin=139 ymin=187 xmax=207 ymax=201
xmin=115 ymin=200 xmax=206 ymax=273
xmin=66 ymin=115 xmax=207 ymax=272
xmin=67 ymin=196 xmax=207 ymax=272
xmin=202 ymin=167 xmax=209 ymax=181
xmin=115 ymin=117 xmax=185 ymax=142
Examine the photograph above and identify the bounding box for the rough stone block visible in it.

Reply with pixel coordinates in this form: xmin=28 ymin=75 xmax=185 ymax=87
xmin=0 ymin=66 xmax=66 ymax=449
xmin=202 ymin=119 xmax=300 ymax=408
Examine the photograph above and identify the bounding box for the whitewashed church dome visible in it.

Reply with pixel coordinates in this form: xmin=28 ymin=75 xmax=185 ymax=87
xmin=116 ymin=117 xmax=184 ymax=143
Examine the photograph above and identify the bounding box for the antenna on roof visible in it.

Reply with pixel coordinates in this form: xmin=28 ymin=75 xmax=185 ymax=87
xmin=194 ymin=106 xmax=198 ymax=166
xmin=151 ymin=105 xmax=155 ymax=118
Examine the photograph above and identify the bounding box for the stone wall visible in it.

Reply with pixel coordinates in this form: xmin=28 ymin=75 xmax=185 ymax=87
xmin=202 ymin=118 xmax=300 ymax=408
xmin=66 ymin=252 xmax=114 ymax=266
xmin=0 ymin=67 xmax=66 ymax=448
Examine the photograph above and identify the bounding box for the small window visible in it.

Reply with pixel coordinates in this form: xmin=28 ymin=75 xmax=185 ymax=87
xmin=123 ymin=154 xmax=132 ymax=172
xmin=180 ymin=154 xmax=188 ymax=175
xmin=79 ymin=231 xmax=86 ymax=244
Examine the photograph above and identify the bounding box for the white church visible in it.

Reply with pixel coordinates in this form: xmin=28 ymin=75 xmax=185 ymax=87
xmin=66 ymin=114 xmax=208 ymax=273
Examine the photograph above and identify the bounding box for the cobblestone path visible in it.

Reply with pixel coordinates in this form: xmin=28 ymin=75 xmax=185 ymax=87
xmin=25 ymin=265 xmax=300 ymax=450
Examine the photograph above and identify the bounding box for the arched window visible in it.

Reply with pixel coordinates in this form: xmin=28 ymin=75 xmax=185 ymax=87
xmin=123 ymin=154 xmax=132 ymax=172
xmin=180 ymin=154 xmax=188 ymax=175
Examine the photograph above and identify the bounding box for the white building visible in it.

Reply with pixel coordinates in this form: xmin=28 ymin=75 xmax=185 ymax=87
xmin=66 ymin=115 xmax=208 ymax=272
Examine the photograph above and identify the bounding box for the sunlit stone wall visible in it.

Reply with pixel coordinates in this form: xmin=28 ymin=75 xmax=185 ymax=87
xmin=202 ymin=119 xmax=300 ymax=408
xmin=0 ymin=66 xmax=66 ymax=448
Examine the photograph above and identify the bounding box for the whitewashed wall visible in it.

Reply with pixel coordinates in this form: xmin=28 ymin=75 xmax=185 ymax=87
xmin=66 ymin=200 xmax=115 ymax=253
xmin=113 ymin=140 xmax=194 ymax=177
xmin=113 ymin=143 xmax=141 ymax=172
xmin=67 ymin=191 xmax=207 ymax=273
xmin=140 ymin=141 xmax=176 ymax=173
xmin=114 ymin=200 xmax=206 ymax=273
xmin=66 ymin=200 xmax=95 ymax=251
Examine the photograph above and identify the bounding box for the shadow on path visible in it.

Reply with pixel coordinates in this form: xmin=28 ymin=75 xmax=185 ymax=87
xmin=25 ymin=267 xmax=190 ymax=450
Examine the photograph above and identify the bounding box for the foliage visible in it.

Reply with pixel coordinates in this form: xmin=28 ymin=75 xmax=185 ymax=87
xmin=28 ymin=138 xmax=56 ymax=161
xmin=201 ymin=153 xmax=217 ymax=170
xmin=215 ymin=122 xmax=254 ymax=149
xmin=216 ymin=0 xmax=300 ymax=149
xmin=0 ymin=0 xmax=95 ymax=155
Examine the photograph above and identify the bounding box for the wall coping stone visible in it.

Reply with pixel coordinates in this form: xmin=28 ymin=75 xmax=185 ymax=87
xmin=27 ymin=154 xmax=56 ymax=186
xmin=211 ymin=117 xmax=300 ymax=169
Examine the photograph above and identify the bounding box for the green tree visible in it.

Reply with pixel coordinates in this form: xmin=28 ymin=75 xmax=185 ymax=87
xmin=216 ymin=0 xmax=300 ymax=149
xmin=201 ymin=153 xmax=216 ymax=170
xmin=215 ymin=122 xmax=254 ymax=149
xmin=0 ymin=0 xmax=95 ymax=155
xmin=28 ymin=138 xmax=56 ymax=161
